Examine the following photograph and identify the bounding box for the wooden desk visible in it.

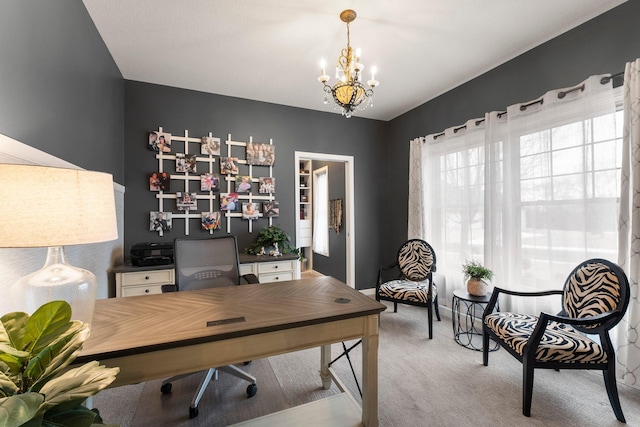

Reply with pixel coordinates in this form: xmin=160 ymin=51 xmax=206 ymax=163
xmin=77 ymin=276 xmax=386 ymax=426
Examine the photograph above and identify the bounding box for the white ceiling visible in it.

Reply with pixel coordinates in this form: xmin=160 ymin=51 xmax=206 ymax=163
xmin=82 ymin=0 xmax=626 ymax=121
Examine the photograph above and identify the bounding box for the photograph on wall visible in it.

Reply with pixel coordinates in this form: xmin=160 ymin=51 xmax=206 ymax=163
xmin=201 ymin=211 xmax=221 ymax=230
xmin=176 ymin=153 xmax=197 ymax=173
xmin=148 ymin=131 xmax=172 ymax=153
xmin=200 ymin=173 xmax=220 ymax=192
xmin=201 ymin=136 xmax=221 ymax=156
xmin=262 ymin=201 xmax=279 ymax=218
xmin=220 ymin=157 xmax=239 ymax=175
xmin=242 ymin=202 xmax=260 ymax=220
xmin=246 ymin=142 xmax=275 ymax=166
xmin=259 ymin=177 xmax=275 ymax=193
xmin=150 ymin=211 xmax=172 ymax=232
xmin=176 ymin=191 xmax=197 ymax=211
xmin=220 ymin=192 xmax=239 ymax=211
xmin=235 ymin=176 xmax=253 ymax=192
xmin=149 ymin=172 xmax=171 ymax=191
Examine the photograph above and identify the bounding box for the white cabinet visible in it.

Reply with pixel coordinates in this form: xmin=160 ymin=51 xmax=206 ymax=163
xmin=114 ymin=266 xmax=174 ymax=298
xmin=239 ymin=255 xmax=301 ymax=283
xmin=114 ymin=255 xmax=300 ymax=297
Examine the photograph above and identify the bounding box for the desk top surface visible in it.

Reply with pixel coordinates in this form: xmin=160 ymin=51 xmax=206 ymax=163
xmin=77 ymin=276 xmax=385 ymax=362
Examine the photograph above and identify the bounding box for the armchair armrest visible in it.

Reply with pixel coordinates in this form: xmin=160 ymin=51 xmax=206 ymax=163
xmin=524 ymin=310 xmax=619 ymax=360
xmin=377 ymin=261 xmax=400 ymax=286
xmin=482 ymin=286 xmax=563 ymax=318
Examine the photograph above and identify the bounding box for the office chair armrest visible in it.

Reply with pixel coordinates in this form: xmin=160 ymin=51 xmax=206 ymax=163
xmin=240 ymin=274 xmax=260 ymax=284
xmin=161 ymin=284 xmax=177 ymax=293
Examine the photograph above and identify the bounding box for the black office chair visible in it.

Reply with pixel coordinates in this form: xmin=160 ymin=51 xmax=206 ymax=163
xmin=160 ymin=236 xmax=259 ymax=419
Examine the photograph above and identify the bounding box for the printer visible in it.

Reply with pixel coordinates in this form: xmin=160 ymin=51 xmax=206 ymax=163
xmin=130 ymin=242 xmax=174 ymax=266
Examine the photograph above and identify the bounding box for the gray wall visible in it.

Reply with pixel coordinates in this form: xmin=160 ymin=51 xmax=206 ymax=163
xmin=124 ymin=81 xmax=387 ymax=289
xmin=383 ymin=0 xmax=640 ymax=266
xmin=311 ymin=160 xmax=347 ymax=282
xmin=0 ymin=1 xmax=125 ymax=305
xmin=0 ymin=0 xmax=124 ymax=183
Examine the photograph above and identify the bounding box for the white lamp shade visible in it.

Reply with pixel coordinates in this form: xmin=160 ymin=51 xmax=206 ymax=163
xmin=0 ymin=164 xmax=118 ymax=247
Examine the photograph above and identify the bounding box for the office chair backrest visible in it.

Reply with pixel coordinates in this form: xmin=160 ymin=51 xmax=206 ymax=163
xmin=561 ymin=258 xmax=630 ymax=333
xmin=174 ymin=236 xmax=242 ymax=291
xmin=397 ymin=239 xmax=436 ymax=282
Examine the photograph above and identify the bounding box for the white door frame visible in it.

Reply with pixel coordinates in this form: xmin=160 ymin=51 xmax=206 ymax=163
xmin=294 ymin=151 xmax=355 ymax=288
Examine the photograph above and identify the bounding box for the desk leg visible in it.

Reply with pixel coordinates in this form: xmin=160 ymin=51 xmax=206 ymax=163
xmin=320 ymin=344 xmax=332 ymax=390
xmin=362 ymin=314 xmax=379 ymax=427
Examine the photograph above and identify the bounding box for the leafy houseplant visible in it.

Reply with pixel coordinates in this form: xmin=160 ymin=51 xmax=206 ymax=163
xmin=245 ymin=225 xmax=301 ymax=260
xmin=462 ymin=260 xmax=494 ymax=296
xmin=0 ymin=300 xmax=119 ymax=427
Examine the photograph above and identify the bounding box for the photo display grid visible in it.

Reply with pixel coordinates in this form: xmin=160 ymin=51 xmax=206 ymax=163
xmin=147 ymin=128 xmax=277 ymax=235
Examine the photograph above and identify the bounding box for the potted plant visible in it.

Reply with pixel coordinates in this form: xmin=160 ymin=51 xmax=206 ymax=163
xmin=0 ymin=300 xmax=119 ymax=427
xmin=245 ymin=225 xmax=301 ymax=260
xmin=462 ymin=260 xmax=494 ymax=296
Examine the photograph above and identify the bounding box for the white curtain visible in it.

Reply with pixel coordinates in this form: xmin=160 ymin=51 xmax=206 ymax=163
xmin=415 ymin=74 xmax=619 ymax=313
xmin=408 ymin=137 xmax=425 ymax=239
xmin=421 ymin=119 xmax=487 ymax=303
xmin=617 ymin=58 xmax=640 ymax=388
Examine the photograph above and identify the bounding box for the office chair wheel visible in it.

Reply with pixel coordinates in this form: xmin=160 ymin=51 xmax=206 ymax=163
xmin=247 ymin=384 xmax=257 ymax=397
xmin=160 ymin=383 xmax=172 ymax=394
xmin=189 ymin=406 xmax=198 ymax=419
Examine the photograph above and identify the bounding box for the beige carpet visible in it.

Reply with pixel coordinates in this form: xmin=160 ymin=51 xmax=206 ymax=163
xmin=93 ymin=302 xmax=640 ymax=426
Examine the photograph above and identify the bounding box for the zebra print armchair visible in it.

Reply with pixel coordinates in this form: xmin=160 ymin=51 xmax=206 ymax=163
xmin=376 ymin=239 xmax=440 ymax=339
xmin=482 ymin=258 xmax=630 ymax=422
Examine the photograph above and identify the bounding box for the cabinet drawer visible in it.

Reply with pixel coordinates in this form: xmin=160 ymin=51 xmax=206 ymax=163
xmin=259 ymin=271 xmax=294 ymax=283
xmin=240 ymin=264 xmax=256 ymax=276
xmin=121 ymin=284 xmax=164 ymax=297
xmin=121 ymin=269 xmax=174 ymax=286
xmin=258 ymin=260 xmax=295 ymax=274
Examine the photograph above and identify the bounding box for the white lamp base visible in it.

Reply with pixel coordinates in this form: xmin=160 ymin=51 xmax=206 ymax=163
xmin=10 ymin=246 xmax=97 ymax=325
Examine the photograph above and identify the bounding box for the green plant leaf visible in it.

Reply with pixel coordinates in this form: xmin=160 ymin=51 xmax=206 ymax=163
xmin=23 ymin=301 xmax=73 ymax=355
xmin=38 ymin=362 xmax=119 ymax=413
xmin=0 ymin=370 xmax=19 ymax=398
xmin=28 ymin=325 xmax=88 ymax=393
xmin=42 ymin=405 xmax=97 ymax=427
xmin=0 ymin=312 xmax=29 ymax=352
xmin=0 ymin=393 xmax=44 ymax=427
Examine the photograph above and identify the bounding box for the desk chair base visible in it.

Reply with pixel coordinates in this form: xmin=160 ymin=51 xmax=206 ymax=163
xmin=161 ymin=365 xmax=257 ymax=419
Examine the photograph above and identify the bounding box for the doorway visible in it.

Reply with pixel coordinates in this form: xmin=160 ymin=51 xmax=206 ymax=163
xmin=294 ymin=151 xmax=355 ymax=288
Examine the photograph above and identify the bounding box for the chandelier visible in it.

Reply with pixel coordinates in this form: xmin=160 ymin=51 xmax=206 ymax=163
xmin=318 ymin=9 xmax=379 ymax=118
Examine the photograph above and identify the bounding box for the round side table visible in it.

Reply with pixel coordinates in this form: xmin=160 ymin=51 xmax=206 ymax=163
xmin=452 ymin=289 xmax=499 ymax=352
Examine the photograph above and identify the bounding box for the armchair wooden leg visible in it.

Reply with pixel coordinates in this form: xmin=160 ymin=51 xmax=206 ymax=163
xmin=603 ymin=368 xmax=626 ymax=423
xmin=482 ymin=330 xmax=489 ymax=366
xmin=393 ymin=302 xmax=398 ymax=313
xmin=427 ymin=302 xmax=433 ymax=339
xmin=434 ymin=295 xmax=441 ymax=321
xmin=523 ymin=361 xmax=535 ymax=417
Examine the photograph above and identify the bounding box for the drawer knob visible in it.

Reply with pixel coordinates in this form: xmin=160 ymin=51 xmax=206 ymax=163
xmin=274 ymin=266 xmax=278 ymax=269
xmin=275 ymin=277 xmax=279 ymax=280
xmin=145 ymin=289 xmax=150 ymax=293
xmin=145 ymin=276 xmax=150 ymax=280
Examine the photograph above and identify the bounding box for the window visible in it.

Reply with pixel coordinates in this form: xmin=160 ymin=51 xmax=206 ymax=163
xmin=420 ymin=77 xmax=620 ymax=313
xmin=313 ymin=166 xmax=329 ymax=256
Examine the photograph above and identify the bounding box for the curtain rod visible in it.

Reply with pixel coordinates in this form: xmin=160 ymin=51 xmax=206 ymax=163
xmin=430 ymin=71 xmax=623 ymax=141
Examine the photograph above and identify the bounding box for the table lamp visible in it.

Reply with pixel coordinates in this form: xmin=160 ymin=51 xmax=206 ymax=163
xmin=0 ymin=164 xmax=118 ymax=326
